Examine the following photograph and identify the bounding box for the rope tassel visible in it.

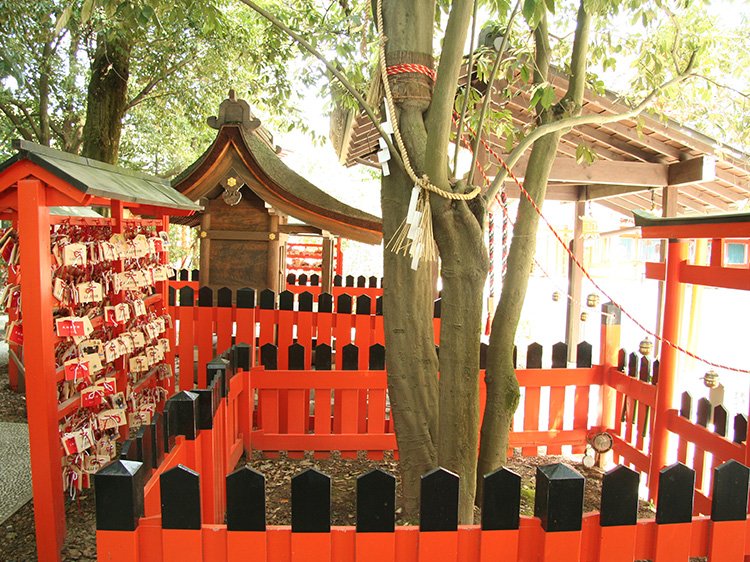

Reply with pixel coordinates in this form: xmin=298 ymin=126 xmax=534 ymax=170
xmin=386 ymin=185 xmax=437 ymax=270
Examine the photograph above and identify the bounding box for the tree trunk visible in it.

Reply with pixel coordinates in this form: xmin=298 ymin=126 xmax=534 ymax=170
xmin=476 ymin=129 xmax=560 ymax=497
xmin=380 ymin=1 xmax=440 ymax=521
xmin=39 ymin=41 xmax=52 ymax=146
xmin=432 ymin=191 xmax=488 ymax=523
xmin=81 ymin=33 xmax=131 ymax=164
xmin=382 ymin=166 xmax=439 ymax=522
xmin=477 ymin=3 xmax=590 ymax=499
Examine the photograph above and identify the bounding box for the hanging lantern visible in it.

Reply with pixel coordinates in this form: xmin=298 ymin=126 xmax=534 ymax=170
xmin=552 ymin=291 xmax=561 ymax=302
xmin=586 ymin=293 xmax=600 ymax=308
xmin=580 ymin=311 xmax=588 ymax=322
xmin=639 ymin=338 xmax=653 ymax=357
xmin=703 ymin=369 xmax=719 ymax=389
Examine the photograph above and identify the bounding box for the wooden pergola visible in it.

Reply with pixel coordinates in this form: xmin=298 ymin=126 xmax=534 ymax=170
xmin=331 ymin=65 xmax=750 ymax=359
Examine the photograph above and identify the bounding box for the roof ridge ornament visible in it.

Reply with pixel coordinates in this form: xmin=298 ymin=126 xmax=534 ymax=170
xmin=207 ymin=90 xmax=262 ymax=131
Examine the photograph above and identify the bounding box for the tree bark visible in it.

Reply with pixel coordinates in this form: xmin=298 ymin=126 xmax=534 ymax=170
xmin=477 ymin=3 xmax=590 ymax=499
xmin=81 ymin=33 xmax=131 ymax=164
xmin=39 ymin=41 xmax=52 ymax=146
xmin=380 ymin=0 xmax=439 ymax=523
xmin=432 ymin=190 xmax=488 ymax=523
xmin=382 ymin=167 xmax=439 ymax=522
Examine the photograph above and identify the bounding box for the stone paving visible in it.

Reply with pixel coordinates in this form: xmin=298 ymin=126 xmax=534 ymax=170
xmin=0 ymin=421 xmax=31 ymax=525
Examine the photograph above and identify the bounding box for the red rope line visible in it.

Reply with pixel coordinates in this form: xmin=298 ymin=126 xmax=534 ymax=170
xmin=453 ymin=111 xmax=749 ymax=374
xmin=386 ymin=64 xmax=436 ymax=82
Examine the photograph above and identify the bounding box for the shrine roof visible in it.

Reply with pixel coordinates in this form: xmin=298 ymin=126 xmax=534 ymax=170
xmin=2 ymin=140 xmax=202 ymax=212
xmin=171 ymin=94 xmax=382 ymax=245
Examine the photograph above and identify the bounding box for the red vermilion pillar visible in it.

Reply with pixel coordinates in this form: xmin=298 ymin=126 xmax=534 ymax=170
xmin=18 ymin=179 xmax=66 ymax=561
xmin=648 ymin=239 xmax=688 ymax=501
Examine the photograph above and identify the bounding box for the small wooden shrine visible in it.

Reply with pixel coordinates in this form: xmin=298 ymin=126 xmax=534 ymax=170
xmin=172 ymin=91 xmax=382 ymax=293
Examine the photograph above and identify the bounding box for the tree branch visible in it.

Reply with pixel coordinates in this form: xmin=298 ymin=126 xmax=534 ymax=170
xmin=0 ymin=100 xmax=35 ymax=141
xmin=693 ymin=74 xmax=750 ymax=102
xmin=9 ymin=99 xmax=42 ymax=140
xmin=424 ymin=0 xmax=474 ymax=188
xmin=125 ymin=55 xmax=196 ymax=111
xmin=237 ymin=0 xmax=403 ymax=172
xmin=484 ymin=55 xmax=697 ymax=202
xmin=562 ymin=0 xmax=590 ymax=108
xmin=452 ymin=0 xmax=479 ymax=179
xmin=467 ymin=0 xmax=521 ymax=187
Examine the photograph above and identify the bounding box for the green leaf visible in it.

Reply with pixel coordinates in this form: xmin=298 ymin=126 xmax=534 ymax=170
xmin=544 ymin=0 xmax=555 ymax=14
xmin=81 ymin=0 xmax=95 ymax=24
xmin=519 ymin=64 xmax=530 ymax=83
xmin=540 ymin=86 xmax=556 ymax=109
xmin=53 ymin=3 xmax=73 ymax=35
xmin=522 ymin=0 xmax=537 ymax=25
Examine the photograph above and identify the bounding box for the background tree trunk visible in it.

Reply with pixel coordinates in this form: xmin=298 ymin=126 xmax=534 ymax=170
xmin=81 ymin=33 xmax=131 ymax=164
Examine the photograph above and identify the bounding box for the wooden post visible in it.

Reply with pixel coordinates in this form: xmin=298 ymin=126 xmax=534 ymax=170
xmin=653 ymin=186 xmax=678 ymax=357
xmin=648 ymin=239 xmax=687 ymax=500
xmin=597 ymin=302 xmax=621 ymax=468
xmin=18 ymin=178 xmax=66 ymax=560
xmin=321 ymin=234 xmax=334 ymax=294
xmin=199 ymin=198 xmax=210 ymax=285
xmin=565 ymin=198 xmax=585 ymax=363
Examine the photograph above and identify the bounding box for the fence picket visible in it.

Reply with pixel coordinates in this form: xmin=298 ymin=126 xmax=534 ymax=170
xmin=292 ymin=468 xmax=331 ymax=533
xmin=523 ymin=343 xmax=543 ymax=457
xmin=178 ymin=287 xmax=196 ymax=392
xmin=366 ymin=344 xmax=387 ymax=459
xmin=677 ymin=392 xmax=692 ymax=465
xmin=298 ymin=292 xmax=314 ymax=370
xmin=196 ymin=287 xmax=214 ymax=389
xmin=635 ymin=356 xmax=651 ymax=452
xmin=482 ymin=467 xmax=521 ymax=531
xmin=570 ymin=342 xmax=592 ymax=455
xmin=653 ymin=463 xmax=694 ymax=561
xmin=546 ymin=342 xmax=567 ymax=455
xmin=216 ymin=288 xmax=233 ymax=357
xmin=598 ymin=465 xmax=639 ymax=562
xmin=694 ymin=398 xmax=711 ymax=494
xmin=235 ymin=289 xmax=255 ymax=367
xmin=318 ymin=293 xmax=334 ymax=347
xmin=734 ymin=414 xmax=748 ymax=445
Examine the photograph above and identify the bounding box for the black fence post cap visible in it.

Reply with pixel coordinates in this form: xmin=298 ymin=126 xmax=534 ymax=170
xmin=192 ymin=387 xmax=215 ymax=430
xmin=357 ymin=469 xmax=395 ymax=533
xmin=711 ymin=459 xmax=750 ymax=522
xmin=482 ymin=467 xmax=521 ymax=531
xmin=226 ymin=467 xmax=266 ymax=531
xmin=420 ymin=467 xmax=459 ymax=532
xmin=600 ymin=465 xmax=640 ymax=527
xmin=161 ymin=464 xmax=202 ymax=530
xmin=534 ymin=463 xmax=585 ymax=532
xmin=236 ymin=287 xmax=256 ymax=309
xmin=94 ymin=460 xmax=145 ymax=531
xmin=291 ymin=468 xmax=331 ymax=533
xmin=232 ymin=342 xmax=252 ymax=372
xmin=656 ymin=462 xmax=695 ymax=525
xmin=165 ymin=391 xmax=199 ymax=440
